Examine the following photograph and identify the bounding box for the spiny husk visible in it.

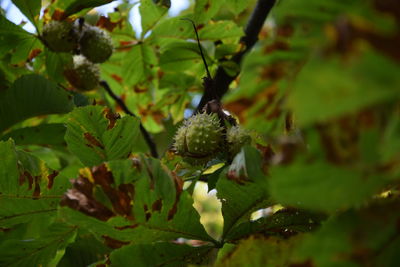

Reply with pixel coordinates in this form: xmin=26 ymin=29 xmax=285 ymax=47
xmin=42 ymin=21 xmax=79 ymax=52
xmin=174 ymin=113 xmax=224 ymax=165
xmin=227 ymin=125 xmax=252 ymax=157
xmin=64 ymin=55 xmax=100 ymax=91
xmin=80 ymin=26 xmax=113 ymax=63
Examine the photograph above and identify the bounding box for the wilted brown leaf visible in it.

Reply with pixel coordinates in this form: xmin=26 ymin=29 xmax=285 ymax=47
xmin=103 ymin=107 xmax=120 ymax=130
xmin=102 ymin=235 xmax=130 ymax=249
xmin=84 ymin=132 xmax=104 ymax=149
xmin=61 ymin=163 xmax=136 ymax=221
xmin=96 ymin=16 xmax=122 ymax=32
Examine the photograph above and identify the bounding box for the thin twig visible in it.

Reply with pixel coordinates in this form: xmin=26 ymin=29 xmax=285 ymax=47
xmin=195 ymin=0 xmax=276 ymax=112
xmin=181 ymin=18 xmax=212 ymax=80
xmin=100 ymin=81 xmax=159 ymax=158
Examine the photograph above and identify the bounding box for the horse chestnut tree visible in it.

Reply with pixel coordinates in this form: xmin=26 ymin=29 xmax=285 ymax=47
xmin=0 ymin=1 xmax=398 ymax=267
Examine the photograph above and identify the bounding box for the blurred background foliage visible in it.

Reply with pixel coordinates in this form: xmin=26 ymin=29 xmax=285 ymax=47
xmin=0 ymin=0 xmax=399 ymax=266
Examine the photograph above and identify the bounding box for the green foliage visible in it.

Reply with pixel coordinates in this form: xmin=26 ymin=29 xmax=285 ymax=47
xmin=0 ymin=222 xmax=77 ymax=267
xmin=0 ymin=15 xmax=39 ymax=64
xmin=110 ymin=242 xmax=215 ymax=266
xmin=1 ymin=123 xmax=67 ymax=146
xmin=65 ymin=105 xmax=140 ymax=166
xmin=121 ymin=43 xmax=157 ymax=87
xmin=288 ymin=52 xmax=400 ymax=126
xmin=59 ymin=156 xmax=212 ymax=245
xmin=0 ymin=140 xmax=70 ymax=227
xmin=62 ymin=0 xmax=114 ymax=17
xmin=0 ymin=0 xmax=399 ymax=266
xmin=0 ymin=74 xmax=74 ymax=132
xmin=11 ymin=0 xmax=41 ymax=28
xmin=140 ymin=0 xmax=169 ymax=36
xmin=216 ymin=147 xmax=270 ymax=238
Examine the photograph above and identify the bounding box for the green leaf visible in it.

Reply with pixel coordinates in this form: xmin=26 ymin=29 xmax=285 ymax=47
xmin=0 ymin=74 xmax=74 ymax=132
xmin=226 ymin=209 xmax=324 ymax=242
xmin=216 ymin=147 xmax=270 ymax=239
xmin=375 ymin=236 xmax=400 ymax=267
xmin=221 ymin=60 xmax=240 ymax=77
xmin=194 ymin=0 xmax=225 ymax=23
xmin=45 ymin=50 xmax=73 ymax=83
xmin=58 ymin=232 xmax=110 ymax=267
xmin=160 ymin=41 xmax=209 ymax=72
xmin=11 ymin=0 xmax=41 ymax=29
xmin=0 ymin=223 xmax=77 ymax=267
xmin=268 ymin=157 xmax=385 ymax=212
xmin=152 ymin=18 xmax=243 ymax=43
xmin=223 ymin=36 xmax=300 ymax=136
xmin=140 ymin=0 xmax=168 ymax=37
xmin=63 ymin=0 xmax=113 ymax=17
xmin=121 ymin=43 xmax=157 ymax=87
xmin=0 ymin=141 xmax=19 ymax=202
xmin=198 ymin=21 xmax=244 ymax=40
xmin=294 ymin=200 xmax=400 ymax=266
xmin=10 ymin=36 xmax=41 ymax=65
xmin=110 ymin=242 xmax=214 ymax=267
xmin=381 ymin=110 xmax=400 ymax=167
xmin=152 ymin=17 xmax=193 ymax=42
xmin=65 ymin=105 xmax=140 ymax=166
xmin=288 ymin=52 xmax=400 ymax=126
xmin=217 ymin=236 xmax=300 ymax=267
xmin=226 ymin=0 xmax=249 ymax=15
xmin=1 ymin=123 xmax=67 ymax=146
xmin=60 ymin=157 xmax=213 ymax=244
xmin=0 ymin=15 xmax=37 ymax=59
xmin=0 ymin=140 xmax=70 ymax=227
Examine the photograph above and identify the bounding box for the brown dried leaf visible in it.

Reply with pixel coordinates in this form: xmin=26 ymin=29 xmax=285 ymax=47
xmin=33 ymin=176 xmax=41 ymax=199
xmin=91 ymin=164 xmax=134 ymax=218
xmin=96 ymin=16 xmax=122 ymax=32
xmin=51 ymin=9 xmax=66 ymax=21
xmin=28 ymin=49 xmax=42 ymax=61
xmin=19 ymin=171 xmax=33 ymax=190
xmin=61 ymin=185 xmax=114 ymax=221
xmin=84 ymin=132 xmax=104 ymax=149
xmin=226 ymin=169 xmax=248 ymax=185
xmin=103 ymin=107 xmax=120 ymax=130
xmin=102 ymin=235 xmax=130 ymax=249
xmin=167 ymin=173 xmax=183 ymax=221
xmin=111 ymin=74 xmax=123 ymax=83
xmin=47 ymin=170 xmax=59 ymax=189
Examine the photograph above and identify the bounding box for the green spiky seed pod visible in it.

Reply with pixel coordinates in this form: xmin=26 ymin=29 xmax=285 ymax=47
xmin=80 ymin=26 xmax=113 ymax=63
xmin=174 ymin=113 xmax=223 ymax=165
xmin=227 ymin=126 xmax=252 ymax=157
xmin=64 ymin=55 xmax=100 ymax=91
xmin=42 ymin=21 xmax=78 ymax=52
xmin=174 ymin=125 xmax=187 ymax=155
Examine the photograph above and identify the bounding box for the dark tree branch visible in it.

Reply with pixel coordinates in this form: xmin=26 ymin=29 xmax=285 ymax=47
xmin=195 ymin=0 xmax=276 ymax=112
xmin=100 ymin=81 xmax=159 ymax=158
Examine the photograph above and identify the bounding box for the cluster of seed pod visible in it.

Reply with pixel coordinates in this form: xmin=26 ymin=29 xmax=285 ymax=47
xmin=41 ymin=19 xmax=114 ymax=91
xmin=173 ymin=112 xmax=252 ymax=165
